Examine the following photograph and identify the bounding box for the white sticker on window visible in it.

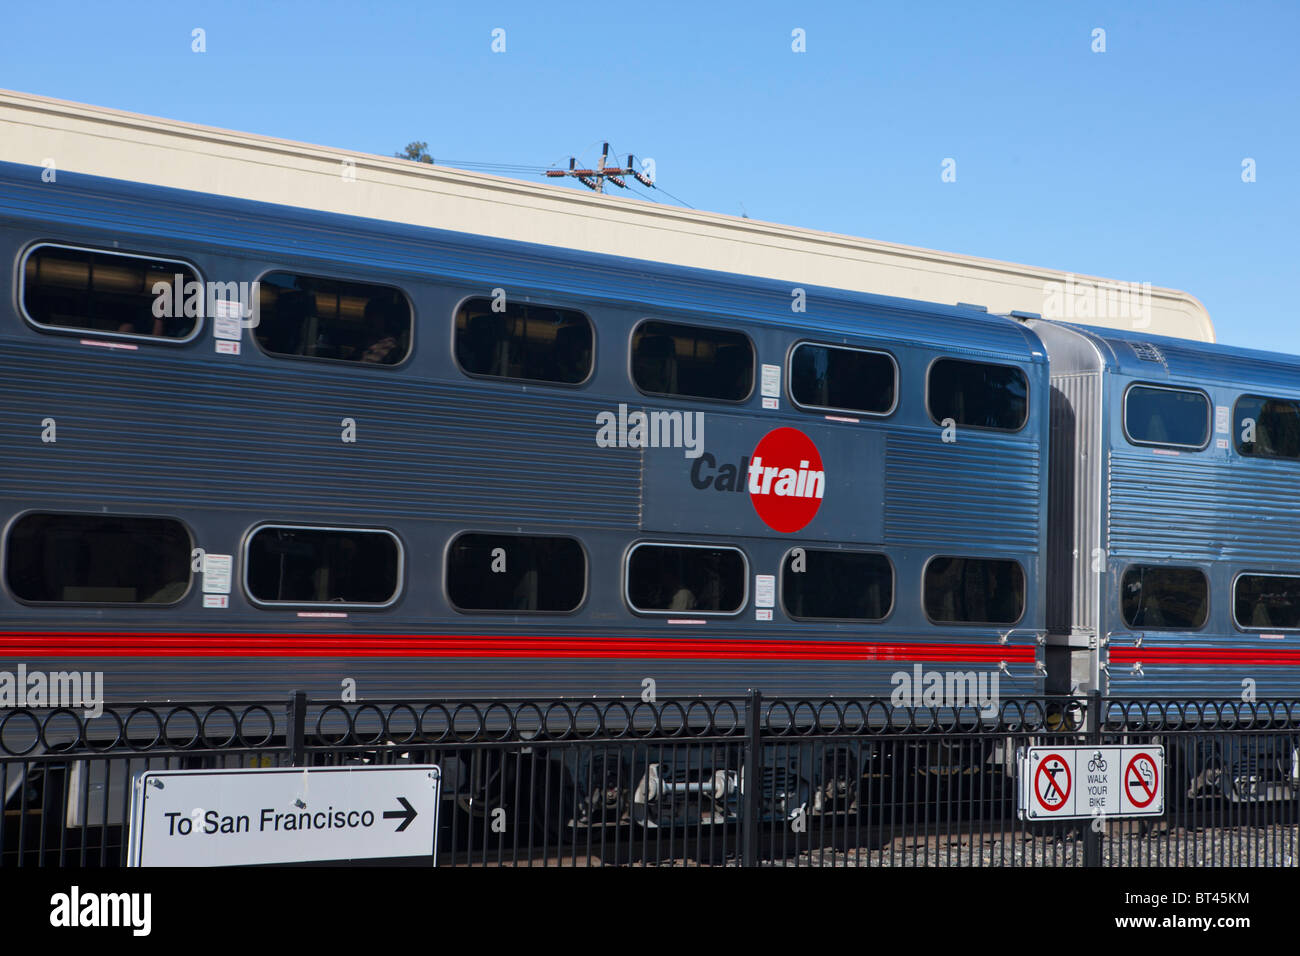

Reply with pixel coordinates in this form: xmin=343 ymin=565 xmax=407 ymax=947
xmin=761 ymin=364 xmax=780 ymax=398
xmin=755 ymin=574 xmax=775 ymax=608
xmin=1215 ymin=405 xmax=1229 ymax=434
xmin=202 ymin=554 xmax=233 ymax=594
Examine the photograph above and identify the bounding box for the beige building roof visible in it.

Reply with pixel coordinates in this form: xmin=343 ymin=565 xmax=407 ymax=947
xmin=0 ymin=88 xmax=1212 ymax=342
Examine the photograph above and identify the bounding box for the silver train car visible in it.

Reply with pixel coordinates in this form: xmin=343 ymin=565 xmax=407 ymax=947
xmin=1034 ymin=320 xmax=1300 ymax=699
xmin=2 ymin=155 xmax=1298 ymax=713
xmin=0 ymin=159 xmax=1050 ymax=706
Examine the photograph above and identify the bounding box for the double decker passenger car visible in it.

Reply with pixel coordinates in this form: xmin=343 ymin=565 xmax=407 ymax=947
xmin=1033 ymin=320 xmax=1300 ymax=701
xmin=0 ymin=158 xmax=1050 ymax=706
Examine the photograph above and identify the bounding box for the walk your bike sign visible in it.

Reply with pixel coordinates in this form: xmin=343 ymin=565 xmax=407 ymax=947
xmin=1017 ymin=745 xmax=1164 ymax=821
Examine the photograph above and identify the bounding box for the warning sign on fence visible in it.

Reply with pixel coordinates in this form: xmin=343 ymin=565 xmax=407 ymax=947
xmin=1034 ymin=752 xmax=1072 ymax=812
xmin=1018 ymin=745 xmax=1164 ymax=820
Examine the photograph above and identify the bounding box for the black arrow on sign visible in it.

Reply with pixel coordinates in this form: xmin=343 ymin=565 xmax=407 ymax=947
xmin=383 ymin=796 xmax=417 ymax=832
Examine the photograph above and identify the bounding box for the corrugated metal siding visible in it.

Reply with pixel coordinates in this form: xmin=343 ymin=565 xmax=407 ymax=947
xmin=1046 ymin=372 xmax=1101 ymax=633
xmin=0 ymin=341 xmax=642 ymax=529
xmin=883 ymin=432 xmax=1040 ymax=550
xmin=1104 ymin=454 xmax=1300 ymax=560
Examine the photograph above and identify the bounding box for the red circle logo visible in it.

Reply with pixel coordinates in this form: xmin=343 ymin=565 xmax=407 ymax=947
xmin=748 ymin=427 xmax=825 ymax=533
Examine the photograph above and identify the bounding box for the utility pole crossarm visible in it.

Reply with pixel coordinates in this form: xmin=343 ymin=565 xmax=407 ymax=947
xmin=545 ymin=143 xmax=653 ymax=193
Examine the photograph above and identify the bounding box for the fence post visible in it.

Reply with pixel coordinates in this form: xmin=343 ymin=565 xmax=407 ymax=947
xmin=1082 ymin=689 xmax=1102 ymax=867
xmin=741 ymin=688 xmax=762 ymax=867
xmin=288 ymin=690 xmax=307 ymax=768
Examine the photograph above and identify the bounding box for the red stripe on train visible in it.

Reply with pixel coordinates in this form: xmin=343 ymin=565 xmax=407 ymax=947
xmin=0 ymin=632 xmax=1034 ymax=662
xmin=1109 ymin=646 xmax=1300 ymax=666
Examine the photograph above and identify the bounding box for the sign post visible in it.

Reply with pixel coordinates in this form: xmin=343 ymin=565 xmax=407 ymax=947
xmin=128 ymin=765 xmax=441 ymax=866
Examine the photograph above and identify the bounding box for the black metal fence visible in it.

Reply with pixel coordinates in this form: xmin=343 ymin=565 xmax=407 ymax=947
xmin=2 ymin=692 xmax=1297 ymax=866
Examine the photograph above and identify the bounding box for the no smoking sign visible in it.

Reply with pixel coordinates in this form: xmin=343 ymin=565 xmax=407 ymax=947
xmin=1019 ymin=745 xmax=1164 ymax=820
xmin=1125 ymin=752 xmax=1160 ymax=809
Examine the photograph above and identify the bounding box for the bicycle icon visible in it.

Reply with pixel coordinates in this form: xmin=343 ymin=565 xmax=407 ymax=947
xmin=1088 ymin=751 xmax=1108 ymax=773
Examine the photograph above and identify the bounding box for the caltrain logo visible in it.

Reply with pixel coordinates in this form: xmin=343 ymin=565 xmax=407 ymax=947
xmin=689 ymin=426 xmax=825 ymax=533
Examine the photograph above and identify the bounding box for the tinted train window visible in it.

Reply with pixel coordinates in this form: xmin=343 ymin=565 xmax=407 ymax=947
xmin=631 ymin=321 xmax=754 ymax=401
xmin=1125 ymin=386 xmax=1209 ymax=448
xmin=924 ymin=557 xmax=1025 ymax=624
xmin=1234 ymin=395 xmax=1300 ymax=460
xmin=790 ymin=343 xmax=896 ymax=415
xmin=1234 ymin=574 xmax=1300 ymax=629
xmin=447 ymin=533 xmax=586 ymax=612
xmin=22 ymin=245 xmax=201 ymax=341
xmin=455 ymin=299 xmax=593 ymax=384
xmin=5 ymin=513 xmax=191 ymax=604
xmin=246 ymin=526 xmax=401 ymax=606
xmin=626 ymin=544 xmax=746 ymax=614
xmin=1121 ymin=565 xmax=1207 ymax=629
xmin=928 ymin=359 xmax=1028 ymax=431
xmin=781 ymin=549 xmax=892 ymax=620
xmin=254 ymin=272 xmax=411 ymax=365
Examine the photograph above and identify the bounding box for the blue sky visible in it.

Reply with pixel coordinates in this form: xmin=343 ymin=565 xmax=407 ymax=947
xmin=2 ymin=1 xmax=1295 ymax=351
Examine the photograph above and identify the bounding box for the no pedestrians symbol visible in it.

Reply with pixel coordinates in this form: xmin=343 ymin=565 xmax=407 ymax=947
xmin=1034 ymin=752 xmax=1072 ymax=812
xmin=1125 ymin=753 xmax=1159 ymax=809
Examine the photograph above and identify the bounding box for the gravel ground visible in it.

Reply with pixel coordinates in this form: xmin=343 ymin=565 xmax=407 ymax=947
xmin=775 ymin=825 xmax=1300 ymax=867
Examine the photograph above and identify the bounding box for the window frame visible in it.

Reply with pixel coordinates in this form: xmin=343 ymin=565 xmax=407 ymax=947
xmin=1122 ymin=382 xmax=1212 ymax=451
xmin=19 ymin=242 xmax=206 ymax=345
xmin=450 ymin=294 xmax=596 ymax=388
xmin=443 ymin=530 xmax=589 ymax=615
xmin=1118 ymin=562 xmax=1210 ymax=632
xmin=623 ymin=540 xmax=750 ymax=617
xmin=920 ymin=554 xmax=1028 ymax=627
xmin=786 ymin=340 xmax=899 ymax=418
xmin=2 ymin=509 xmax=196 ymax=608
xmin=923 ymin=356 xmax=1030 ymax=433
xmin=249 ymin=267 xmax=416 ymax=370
xmin=778 ymin=546 xmax=896 ymax=623
xmin=241 ymin=523 xmax=405 ymax=610
xmin=1231 ymin=570 xmax=1300 ymax=632
xmin=1232 ymin=393 xmax=1300 ymax=461
xmin=628 ymin=317 xmax=756 ymax=404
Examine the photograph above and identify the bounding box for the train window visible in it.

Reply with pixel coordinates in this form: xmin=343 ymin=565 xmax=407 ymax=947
xmin=21 ymin=245 xmax=202 ymax=342
xmin=454 ymin=299 xmax=593 ymax=385
xmin=781 ymin=549 xmax=893 ymax=620
xmin=789 ymin=343 xmax=896 ymax=415
xmin=631 ymin=321 xmax=754 ymax=402
xmin=253 ymin=272 xmax=411 ymax=365
xmin=1120 ymin=565 xmax=1208 ymax=630
xmin=626 ymin=543 xmax=747 ymax=614
xmin=245 ymin=526 xmax=402 ymax=606
xmin=1234 ymin=395 xmax=1300 ymax=461
xmin=1234 ymin=574 xmax=1300 ymax=630
xmin=446 ymin=533 xmax=586 ymax=612
xmin=1124 ymin=385 xmax=1210 ymax=449
xmin=927 ymin=359 xmax=1028 ymax=431
xmin=5 ymin=513 xmax=192 ymax=604
xmin=923 ymin=557 xmax=1025 ymax=625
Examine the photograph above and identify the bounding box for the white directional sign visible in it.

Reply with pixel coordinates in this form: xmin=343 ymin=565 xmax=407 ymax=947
xmin=128 ymin=765 xmax=440 ymax=866
xmin=1018 ymin=746 xmax=1163 ymax=820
